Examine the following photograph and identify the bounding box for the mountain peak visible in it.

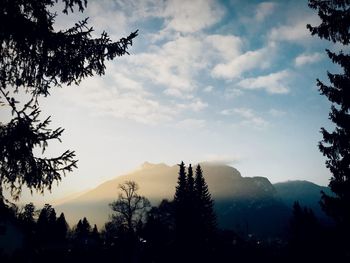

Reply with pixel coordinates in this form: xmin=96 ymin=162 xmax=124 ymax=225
xmin=140 ymin=161 xmax=169 ymax=169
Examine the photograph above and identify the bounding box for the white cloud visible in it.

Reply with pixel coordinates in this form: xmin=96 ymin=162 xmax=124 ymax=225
xmin=128 ymin=35 xmax=206 ymax=97
xmin=203 ymin=153 xmax=242 ymax=165
xmin=237 ymin=70 xmax=290 ymax=94
xmin=211 ymin=43 xmax=276 ymax=80
xmin=59 ymin=75 xmax=177 ymax=125
xmin=128 ymin=33 xmax=244 ymax=98
xmin=205 ymin=34 xmax=243 ymax=61
xmin=221 ymin=107 xmax=269 ymax=129
xmin=268 ymin=15 xmax=320 ymax=44
xmin=163 ymin=0 xmax=225 ymax=33
xmin=231 ymin=107 xmax=269 ymax=129
xmin=87 ymin=1 xmax=129 ymax=38
xmin=175 ymin=118 xmax=206 ymax=129
xmin=224 ymin=88 xmax=243 ymax=99
xmin=295 ymin=52 xmax=323 ymax=67
xmin=203 ymin=86 xmax=214 ymax=93
xmin=255 ymin=2 xmax=277 ymax=22
xmin=176 ymin=98 xmax=208 ymax=112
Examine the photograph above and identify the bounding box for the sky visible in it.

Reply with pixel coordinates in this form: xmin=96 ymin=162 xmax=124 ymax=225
xmin=2 ymin=0 xmax=343 ymax=204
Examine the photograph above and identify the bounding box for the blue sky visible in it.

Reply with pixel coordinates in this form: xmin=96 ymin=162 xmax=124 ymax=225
xmin=3 ymin=0 xmax=342 ymax=203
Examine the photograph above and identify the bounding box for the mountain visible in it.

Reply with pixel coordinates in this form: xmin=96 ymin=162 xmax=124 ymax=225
xmin=54 ymin=162 xmax=330 ymax=237
xmin=274 ymin=180 xmax=332 ymax=223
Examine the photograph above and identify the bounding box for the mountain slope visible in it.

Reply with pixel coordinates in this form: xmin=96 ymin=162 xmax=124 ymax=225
xmin=55 ymin=162 xmax=330 ymax=237
xmin=274 ymin=180 xmax=332 ymax=223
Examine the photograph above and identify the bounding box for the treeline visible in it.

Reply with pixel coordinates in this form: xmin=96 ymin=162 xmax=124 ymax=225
xmin=0 ymin=163 xmax=345 ymax=263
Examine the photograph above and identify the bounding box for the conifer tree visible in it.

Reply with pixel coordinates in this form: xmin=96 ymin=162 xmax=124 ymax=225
xmin=19 ymin=203 xmax=36 ymax=226
xmin=173 ymin=161 xmax=188 ymax=246
xmin=56 ymin=212 xmax=68 ymax=242
xmin=75 ymin=217 xmax=91 ymax=242
xmin=37 ymin=204 xmax=56 ymax=243
xmin=0 ymin=0 xmax=137 ymax=201
xmin=187 ymin=164 xmax=195 ymax=195
xmin=194 ymin=165 xmax=216 ymax=242
xmin=174 ymin=161 xmax=187 ymax=205
xmin=92 ymin=224 xmax=100 ymax=240
xmin=307 ymin=0 xmax=350 ymax=236
xmin=19 ymin=203 xmax=36 ymax=239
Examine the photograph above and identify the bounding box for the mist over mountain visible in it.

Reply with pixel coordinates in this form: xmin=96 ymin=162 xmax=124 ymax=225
xmin=55 ymin=162 xmax=330 ymax=237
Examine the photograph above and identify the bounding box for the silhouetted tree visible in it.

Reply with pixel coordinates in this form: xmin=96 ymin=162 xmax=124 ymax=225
xmin=307 ymin=0 xmax=350 ymax=240
xmin=18 ymin=202 xmax=36 ymax=244
xmin=173 ymin=161 xmax=188 ymax=246
xmin=142 ymin=199 xmax=175 ymax=263
xmin=174 ymin=161 xmax=187 ymax=205
xmin=289 ymin=201 xmax=320 ymax=260
xmin=91 ymin=224 xmax=101 ymax=245
xmin=74 ymin=217 xmax=92 ymax=247
xmin=187 ymin=164 xmax=195 ymax=196
xmin=0 ymin=0 xmax=137 ymax=201
xmin=194 ymin=164 xmax=217 ymax=243
xmin=109 ymin=181 xmax=150 ymax=235
xmin=37 ymin=204 xmax=56 ymax=243
xmin=56 ymin=212 xmax=68 ymax=242
xmin=19 ymin=202 xmax=36 ymax=226
xmin=173 ymin=163 xmax=217 ymax=262
xmin=290 ymin=201 xmax=318 ymax=241
xmin=108 ymin=181 xmax=149 ymax=263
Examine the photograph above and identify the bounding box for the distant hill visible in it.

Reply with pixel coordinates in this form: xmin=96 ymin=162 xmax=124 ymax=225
xmin=55 ymin=162 xmax=331 ymax=237
xmin=274 ymin=180 xmax=332 ymax=223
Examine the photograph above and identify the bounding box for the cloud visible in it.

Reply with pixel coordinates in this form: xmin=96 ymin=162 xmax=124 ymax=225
xmin=203 ymin=153 xmax=242 ymax=165
xmin=224 ymin=88 xmax=243 ymax=99
xmin=255 ymin=2 xmax=277 ymax=22
xmin=128 ymin=35 xmax=205 ymax=98
xmin=295 ymin=52 xmax=323 ymax=67
xmin=203 ymin=86 xmax=214 ymax=93
xmin=211 ymin=43 xmax=275 ymax=80
xmin=58 ymin=75 xmax=177 ymax=125
xmin=176 ymin=98 xmax=208 ymax=112
xmin=221 ymin=107 xmax=269 ymax=129
xmin=237 ymin=70 xmax=290 ymax=94
xmin=268 ymin=15 xmax=319 ymax=44
xmin=128 ymin=33 xmax=244 ymax=98
xmin=162 ymin=0 xmax=225 ymax=33
xmin=175 ymin=118 xmax=206 ymax=129
xmin=205 ymin=34 xmax=243 ymax=61
xmin=269 ymin=108 xmax=286 ymax=117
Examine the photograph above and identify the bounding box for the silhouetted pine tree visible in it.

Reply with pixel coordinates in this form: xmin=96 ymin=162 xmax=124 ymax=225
xmin=174 ymin=161 xmax=187 ymax=206
xmin=289 ymin=201 xmax=320 ymax=260
xmin=37 ymin=204 xmax=56 ymax=243
xmin=187 ymin=164 xmax=195 ymax=196
xmin=307 ymin=0 xmax=350 ymax=238
xmin=19 ymin=203 xmax=36 ymax=230
xmin=195 ymin=164 xmax=217 ymax=244
xmin=174 ymin=161 xmax=188 ymax=250
xmin=56 ymin=213 xmax=68 ymax=242
xmin=186 ymin=164 xmax=197 ymax=240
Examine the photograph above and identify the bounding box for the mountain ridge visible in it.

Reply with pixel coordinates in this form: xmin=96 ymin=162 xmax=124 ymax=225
xmin=54 ymin=162 xmax=330 ymax=236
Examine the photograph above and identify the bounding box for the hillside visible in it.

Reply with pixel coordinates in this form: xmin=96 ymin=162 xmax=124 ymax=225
xmin=55 ymin=162 xmax=330 ymax=237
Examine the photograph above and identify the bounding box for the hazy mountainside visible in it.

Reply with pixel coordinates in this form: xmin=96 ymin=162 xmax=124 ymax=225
xmin=55 ymin=162 xmax=330 ymax=237
xmin=274 ymin=180 xmax=332 ymax=223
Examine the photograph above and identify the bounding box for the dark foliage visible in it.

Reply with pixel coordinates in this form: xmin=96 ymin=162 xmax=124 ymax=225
xmin=0 ymin=0 xmax=137 ymax=201
xmin=194 ymin=164 xmax=217 ymax=242
xmin=172 ymin=162 xmax=217 ymax=262
xmin=307 ymin=0 xmax=350 ymax=243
